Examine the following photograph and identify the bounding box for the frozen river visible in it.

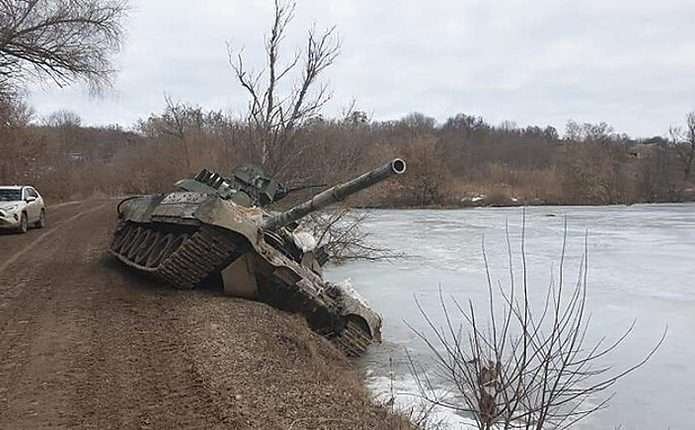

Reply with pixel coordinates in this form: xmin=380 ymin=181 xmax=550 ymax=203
xmin=326 ymin=204 xmax=694 ymax=429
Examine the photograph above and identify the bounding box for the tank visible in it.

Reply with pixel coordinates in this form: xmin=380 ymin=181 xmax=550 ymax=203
xmin=110 ymin=159 xmax=407 ymax=357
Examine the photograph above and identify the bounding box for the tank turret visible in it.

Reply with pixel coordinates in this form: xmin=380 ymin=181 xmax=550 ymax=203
xmin=175 ymin=164 xmax=289 ymax=207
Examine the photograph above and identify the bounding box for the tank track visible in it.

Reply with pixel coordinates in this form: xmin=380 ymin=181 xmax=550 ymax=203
xmin=110 ymin=221 xmax=241 ymax=289
xmin=332 ymin=320 xmax=373 ymax=358
xmin=111 ymin=221 xmax=373 ymax=358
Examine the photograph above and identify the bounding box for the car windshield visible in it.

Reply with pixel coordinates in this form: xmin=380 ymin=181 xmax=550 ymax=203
xmin=0 ymin=189 xmax=22 ymax=201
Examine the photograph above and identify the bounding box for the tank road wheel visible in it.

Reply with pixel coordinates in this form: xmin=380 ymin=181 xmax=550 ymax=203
xmin=146 ymin=233 xmax=175 ymax=268
xmin=134 ymin=231 xmax=160 ymax=266
xmin=160 ymin=233 xmax=189 ymax=264
xmin=118 ymin=226 xmax=141 ymax=255
xmin=114 ymin=224 xmax=137 ymax=253
xmin=121 ymin=226 xmax=143 ymax=258
xmin=335 ymin=317 xmax=373 ymax=358
xmin=111 ymin=223 xmax=131 ymax=252
xmin=127 ymin=229 xmax=152 ymax=261
xmin=347 ymin=320 xmax=372 ymax=347
xmin=121 ymin=227 xmax=145 ymax=259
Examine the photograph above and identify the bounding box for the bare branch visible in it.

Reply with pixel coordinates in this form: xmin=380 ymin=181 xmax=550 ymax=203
xmin=408 ymin=218 xmax=666 ymax=429
xmin=300 ymin=207 xmax=405 ymax=263
xmin=0 ymin=0 xmax=129 ymax=92
xmin=226 ymin=0 xmax=339 ymax=172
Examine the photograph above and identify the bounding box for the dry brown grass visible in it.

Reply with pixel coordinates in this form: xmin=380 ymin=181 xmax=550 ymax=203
xmin=1 ymin=106 xmax=691 ymax=207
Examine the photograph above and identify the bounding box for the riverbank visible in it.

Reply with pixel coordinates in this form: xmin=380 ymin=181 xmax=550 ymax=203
xmin=0 ymin=200 xmax=410 ymax=430
xmin=42 ymin=183 xmax=695 ymax=211
xmin=360 ymin=187 xmax=695 ymax=209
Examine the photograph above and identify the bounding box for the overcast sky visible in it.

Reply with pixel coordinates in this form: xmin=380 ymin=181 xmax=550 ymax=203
xmin=26 ymin=0 xmax=695 ymax=137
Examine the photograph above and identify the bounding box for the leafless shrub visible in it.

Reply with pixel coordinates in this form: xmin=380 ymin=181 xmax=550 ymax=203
xmin=407 ymin=217 xmax=666 ymax=430
xmin=668 ymin=112 xmax=695 ymax=182
xmin=42 ymin=109 xmax=81 ymax=128
xmin=301 ymin=207 xmax=404 ymax=263
xmin=378 ymin=394 xmax=445 ymax=430
xmin=380 ymin=358 xmax=448 ymax=430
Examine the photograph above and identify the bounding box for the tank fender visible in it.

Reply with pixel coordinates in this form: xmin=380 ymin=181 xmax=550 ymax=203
xmin=344 ymin=314 xmax=379 ymax=342
xmin=333 ymin=283 xmax=383 ymax=342
xmin=340 ymin=307 xmax=383 ymax=342
xmin=117 ymin=195 xmax=165 ymax=223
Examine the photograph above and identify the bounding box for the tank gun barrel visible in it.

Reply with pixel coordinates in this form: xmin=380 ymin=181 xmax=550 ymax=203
xmin=262 ymin=158 xmax=406 ymax=230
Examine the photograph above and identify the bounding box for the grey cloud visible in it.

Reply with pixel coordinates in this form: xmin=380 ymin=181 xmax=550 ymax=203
xmin=27 ymin=0 xmax=695 ymax=136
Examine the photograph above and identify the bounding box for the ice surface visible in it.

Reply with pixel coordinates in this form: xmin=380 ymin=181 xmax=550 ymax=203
xmin=326 ymin=203 xmax=695 ymax=430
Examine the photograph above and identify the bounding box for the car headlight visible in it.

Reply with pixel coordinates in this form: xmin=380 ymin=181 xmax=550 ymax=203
xmin=3 ymin=205 xmax=18 ymax=212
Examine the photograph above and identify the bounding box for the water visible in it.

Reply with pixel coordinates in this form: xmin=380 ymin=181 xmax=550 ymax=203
xmin=326 ymin=204 xmax=695 ymax=429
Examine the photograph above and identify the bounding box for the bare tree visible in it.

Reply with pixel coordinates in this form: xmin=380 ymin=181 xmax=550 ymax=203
xmin=564 ymin=120 xmax=615 ymax=143
xmin=668 ymin=112 xmax=695 ymax=182
xmin=41 ymin=108 xmax=81 ymax=151
xmin=0 ymin=0 xmax=128 ymax=92
xmin=43 ymin=108 xmax=81 ymax=127
xmin=0 ymin=89 xmax=31 ymax=127
xmin=408 ymin=219 xmax=665 ymax=430
xmin=137 ymin=96 xmax=234 ymax=173
xmin=399 ymin=136 xmax=447 ymax=206
xmin=0 ymin=93 xmax=34 ymax=181
xmin=228 ymin=0 xmax=339 ymax=175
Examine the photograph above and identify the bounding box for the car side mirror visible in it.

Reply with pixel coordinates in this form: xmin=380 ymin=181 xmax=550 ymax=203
xmin=25 ymin=196 xmax=36 ymax=202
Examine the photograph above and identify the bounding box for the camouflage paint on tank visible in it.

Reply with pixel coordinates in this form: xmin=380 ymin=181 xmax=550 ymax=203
xmin=110 ymin=159 xmax=406 ymax=357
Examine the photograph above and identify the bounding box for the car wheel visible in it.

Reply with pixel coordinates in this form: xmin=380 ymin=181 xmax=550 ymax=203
xmin=18 ymin=213 xmax=28 ymax=234
xmin=36 ymin=209 xmax=46 ymax=228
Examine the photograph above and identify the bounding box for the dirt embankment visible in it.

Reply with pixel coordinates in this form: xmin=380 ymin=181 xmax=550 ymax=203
xmin=0 ymin=201 xmax=408 ymax=429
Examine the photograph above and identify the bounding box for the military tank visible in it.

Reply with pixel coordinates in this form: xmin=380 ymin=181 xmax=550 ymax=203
xmin=110 ymin=159 xmax=406 ymax=357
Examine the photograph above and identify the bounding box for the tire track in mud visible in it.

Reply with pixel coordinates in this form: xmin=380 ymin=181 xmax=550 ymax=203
xmin=0 ymin=200 xmax=404 ymax=430
xmin=48 ymin=200 xmax=82 ymax=210
xmin=0 ymin=202 xmax=111 ymax=428
xmin=0 ymin=202 xmax=106 ymax=274
xmin=0 ymin=201 xmax=84 ymax=254
xmin=0 ymin=202 xmax=242 ymax=429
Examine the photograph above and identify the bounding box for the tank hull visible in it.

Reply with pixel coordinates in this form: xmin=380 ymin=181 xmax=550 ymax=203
xmin=111 ymin=191 xmax=382 ymax=357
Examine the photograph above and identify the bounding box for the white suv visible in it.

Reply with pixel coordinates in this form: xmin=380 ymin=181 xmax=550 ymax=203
xmin=0 ymin=186 xmax=46 ymax=233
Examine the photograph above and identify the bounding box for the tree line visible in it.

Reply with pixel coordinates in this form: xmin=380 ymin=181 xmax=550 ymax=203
xmin=2 ymin=99 xmax=694 ymax=207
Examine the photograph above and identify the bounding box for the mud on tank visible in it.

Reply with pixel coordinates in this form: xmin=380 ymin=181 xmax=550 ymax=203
xmin=110 ymin=159 xmax=406 ymax=357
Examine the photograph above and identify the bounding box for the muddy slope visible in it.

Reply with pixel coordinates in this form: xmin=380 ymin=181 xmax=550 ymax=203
xmin=0 ymin=201 xmax=406 ymax=429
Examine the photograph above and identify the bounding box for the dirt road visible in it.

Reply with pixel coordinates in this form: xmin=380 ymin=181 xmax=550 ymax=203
xmin=0 ymin=201 xmax=401 ymax=429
